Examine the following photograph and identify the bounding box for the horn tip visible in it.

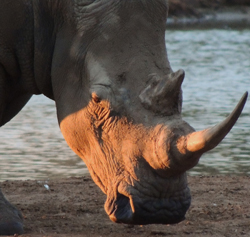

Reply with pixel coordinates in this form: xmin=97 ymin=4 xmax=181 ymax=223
xmin=243 ymin=91 xmax=248 ymax=100
xmin=238 ymin=91 xmax=248 ymax=111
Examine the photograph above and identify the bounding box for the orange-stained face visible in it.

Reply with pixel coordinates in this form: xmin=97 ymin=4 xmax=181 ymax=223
xmin=59 ymin=96 xmax=193 ymax=225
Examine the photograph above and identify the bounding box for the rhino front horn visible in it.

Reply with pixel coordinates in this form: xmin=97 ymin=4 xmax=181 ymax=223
xmin=177 ymin=92 xmax=248 ymax=156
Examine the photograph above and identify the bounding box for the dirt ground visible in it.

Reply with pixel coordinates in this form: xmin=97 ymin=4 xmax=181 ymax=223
xmin=2 ymin=175 xmax=250 ymax=237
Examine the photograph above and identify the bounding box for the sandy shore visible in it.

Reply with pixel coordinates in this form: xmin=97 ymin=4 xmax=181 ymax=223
xmin=2 ymin=175 xmax=250 ymax=237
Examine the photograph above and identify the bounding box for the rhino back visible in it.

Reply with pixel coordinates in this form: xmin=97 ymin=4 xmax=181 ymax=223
xmin=0 ymin=0 xmax=36 ymax=88
xmin=0 ymin=0 xmax=38 ymax=125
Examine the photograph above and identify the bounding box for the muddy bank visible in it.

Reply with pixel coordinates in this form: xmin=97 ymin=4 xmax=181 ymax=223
xmin=2 ymin=175 xmax=250 ymax=237
xmin=168 ymin=0 xmax=250 ymax=17
xmin=167 ymin=0 xmax=250 ymax=29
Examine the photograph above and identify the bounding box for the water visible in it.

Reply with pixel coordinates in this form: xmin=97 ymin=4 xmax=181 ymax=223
xmin=0 ymin=97 xmax=87 ymax=181
xmin=167 ymin=29 xmax=250 ymax=176
xmin=0 ymin=29 xmax=249 ymax=181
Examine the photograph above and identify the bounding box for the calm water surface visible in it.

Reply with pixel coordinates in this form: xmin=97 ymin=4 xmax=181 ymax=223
xmin=0 ymin=29 xmax=249 ymax=181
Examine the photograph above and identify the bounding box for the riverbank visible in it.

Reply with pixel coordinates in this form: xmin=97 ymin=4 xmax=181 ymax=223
xmin=3 ymin=175 xmax=250 ymax=236
xmin=167 ymin=0 xmax=250 ymax=29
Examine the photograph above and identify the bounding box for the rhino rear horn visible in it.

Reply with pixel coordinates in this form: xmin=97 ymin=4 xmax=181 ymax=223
xmin=177 ymin=92 xmax=248 ymax=156
xmin=139 ymin=69 xmax=185 ymax=115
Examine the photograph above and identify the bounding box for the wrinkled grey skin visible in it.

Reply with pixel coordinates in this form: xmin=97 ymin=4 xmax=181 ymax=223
xmin=0 ymin=0 xmax=247 ymax=235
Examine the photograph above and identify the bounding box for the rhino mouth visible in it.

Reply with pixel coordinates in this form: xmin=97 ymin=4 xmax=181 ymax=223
xmin=106 ymin=186 xmax=191 ymax=225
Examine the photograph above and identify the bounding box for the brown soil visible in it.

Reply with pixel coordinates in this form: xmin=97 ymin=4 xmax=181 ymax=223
xmin=2 ymin=175 xmax=250 ymax=237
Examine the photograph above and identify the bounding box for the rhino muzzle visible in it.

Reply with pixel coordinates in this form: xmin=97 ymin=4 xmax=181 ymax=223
xmin=102 ymin=170 xmax=193 ymax=225
xmin=105 ymin=181 xmax=191 ymax=225
xmin=108 ymin=195 xmax=188 ymax=225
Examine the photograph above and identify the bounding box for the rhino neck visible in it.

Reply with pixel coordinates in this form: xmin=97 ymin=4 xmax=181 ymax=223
xmin=33 ymin=0 xmax=67 ymax=99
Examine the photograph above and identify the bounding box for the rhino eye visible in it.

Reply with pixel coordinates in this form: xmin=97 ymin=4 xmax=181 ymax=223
xmin=92 ymin=92 xmax=101 ymax=103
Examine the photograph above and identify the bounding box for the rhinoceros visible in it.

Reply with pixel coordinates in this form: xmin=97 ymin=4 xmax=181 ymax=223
xmin=0 ymin=0 xmax=248 ymax=235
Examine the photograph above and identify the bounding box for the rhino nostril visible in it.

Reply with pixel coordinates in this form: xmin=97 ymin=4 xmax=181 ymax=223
xmin=107 ymin=193 xmax=133 ymax=223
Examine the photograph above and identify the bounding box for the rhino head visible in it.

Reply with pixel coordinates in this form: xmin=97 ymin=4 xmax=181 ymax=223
xmin=50 ymin=0 xmax=248 ymax=224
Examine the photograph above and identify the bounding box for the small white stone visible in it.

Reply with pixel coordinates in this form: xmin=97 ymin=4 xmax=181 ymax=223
xmin=44 ymin=184 xmax=50 ymax=190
